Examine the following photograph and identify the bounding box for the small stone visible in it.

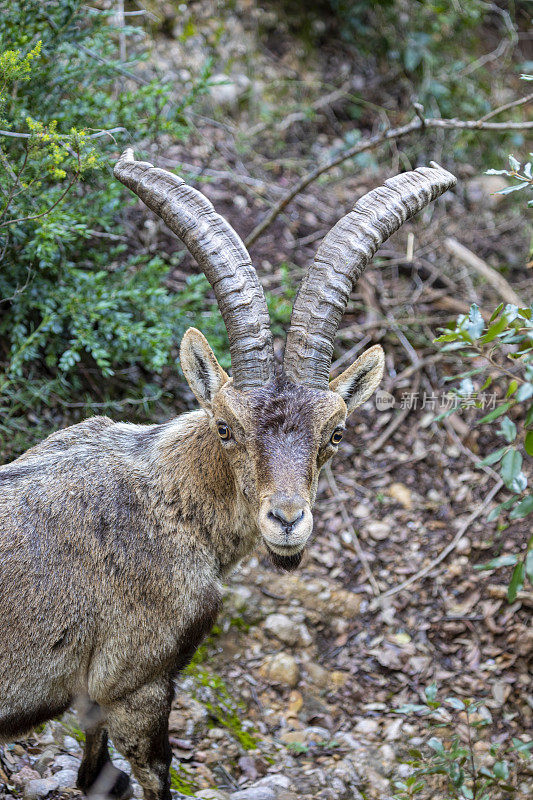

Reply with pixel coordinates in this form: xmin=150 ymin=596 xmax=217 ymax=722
xmin=254 ymin=775 xmax=290 ymax=789
xmin=11 ymin=767 xmax=41 ymax=787
xmin=354 ymin=718 xmax=380 ymax=735
xmin=365 ymin=521 xmax=390 ymax=541
xmin=230 ymin=789 xmax=276 ymax=800
xmin=264 ymin=614 xmax=299 ymax=647
xmin=195 ymin=791 xmax=231 ymax=800
xmin=397 ymin=764 xmax=413 ymax=778
xmin=388 ymin=483 xmax=412 ymax=509
xmin=53 ymin=769 xmax=78 ymax=788
xmin=380 ymin=743 xmax=395 ymax=765
xmin=63 ymin=735 xmax=80 ymax=751
xmin=262 ymin=614 xmax=310 ymax=647
xmin=259 ymin=653 xmax=299 ymax=688
xmin=54 ymin=754 xmax=79 ymax=770
xmin=330 ymin=670 xmax=349 ymax=688
xmin=353 ymin=503 xmax=371 ymax=519
xmin=23 ymin=778 xmax=59 ymax=799
xmin=305 ymin=663 xmax=329 ymax=688
xmin=456 ymin=536 xmax=471 ymax=554
xmin=385 ymin=718 xmax=403 ymax=741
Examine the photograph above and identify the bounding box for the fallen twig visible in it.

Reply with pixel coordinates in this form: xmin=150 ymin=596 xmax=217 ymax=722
xmin=444 ymin=237 xmax=523 ymax=306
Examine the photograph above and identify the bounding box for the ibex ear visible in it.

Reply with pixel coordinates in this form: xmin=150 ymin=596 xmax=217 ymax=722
xmin=330 ymin=345 xmax=385 ymax=415
xmin=180 ymin=328 xmax=229 ymax=409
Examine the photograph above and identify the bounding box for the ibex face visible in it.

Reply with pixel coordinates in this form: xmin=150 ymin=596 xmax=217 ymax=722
xmin=180 ymin=327 xmax=385 ymax=569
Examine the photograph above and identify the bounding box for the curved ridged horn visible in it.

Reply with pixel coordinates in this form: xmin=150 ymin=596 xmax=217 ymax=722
xmin=283 ymin=163 xmax=456 ymax=389
xmin=114 ymin=148 xmax=274 ymax=390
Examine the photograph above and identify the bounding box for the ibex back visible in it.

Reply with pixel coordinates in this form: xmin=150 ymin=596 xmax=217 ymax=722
xmin=0 ymin=151 xmax=455 ymax=800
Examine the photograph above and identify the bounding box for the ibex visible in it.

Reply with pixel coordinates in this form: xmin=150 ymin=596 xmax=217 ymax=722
xmin=0 ymin=150 xmax=455 ymax=800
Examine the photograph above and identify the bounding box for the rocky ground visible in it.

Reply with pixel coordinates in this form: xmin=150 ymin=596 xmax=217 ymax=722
xmin=1 ymin=2 xmax=532 ymax=799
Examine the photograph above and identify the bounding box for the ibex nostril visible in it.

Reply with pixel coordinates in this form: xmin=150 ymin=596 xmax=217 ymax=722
xmin=269 ymin=509 xmax=305 ymax=530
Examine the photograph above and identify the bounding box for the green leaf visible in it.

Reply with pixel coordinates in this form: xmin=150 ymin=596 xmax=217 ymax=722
xmin=445 ymin=696 xmax=465 ymax=710
xmin=493 ymin=760 xmax=509 ymax=781
xmin=508 ymin=561 xmax=525 ymax=602
xmin=505 ymin=380 xmax=518 ymax=398
xmin=466 ymin=304 xmax=484 ymax=340
xmin=475 ymin=554 xmax=518 ymax=570
xmin=508 ymin=155 xmax=521 ymax=171
xmin=526 ymin=403 xmax=533 ymax=429
xmin=509 ymin=495 xmax=533 ymax=520
xmin=428 ymin=736 xmax=444 ymax=753
xmin=496 ymin=182 xmax=528 ymax=194
xmin=487 ymin=497 xmax=517 ymax=521
xmin=477 ymin=402 xmax=512 ymax=424
xmin=510 ymin=472 xmax=528 ymax=494
xmin=501 ymin=448 xmax=523 ymax=488
xmin=525 ymin=431 xmax=533 ymax=456
xmin=478 ymin=316 xmax=508 ymax=343
xmin=498 ymin=417 xmax=516 ymax=442
xmin=516 ymin=383 xmax=533 ymax=402
xmin=425 ymin=682 xmax=438 ymax=702
xmin=489 ymin=303 xmax=504 ymax=322
xmin=512 ymin=738 xmax=533 ymax=754
xmin=480 ymin=446 xmax=508 ymax=466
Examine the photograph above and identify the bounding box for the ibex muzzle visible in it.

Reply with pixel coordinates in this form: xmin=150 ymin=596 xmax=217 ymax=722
xmin=0 ymin=150 xmax=456 ymax=800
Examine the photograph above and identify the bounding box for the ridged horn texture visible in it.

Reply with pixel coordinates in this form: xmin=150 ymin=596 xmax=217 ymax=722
xmin=114 ymin=148 xmax=274 ymax=390
xmin=283 ymin=163 xmax=457 ymax=389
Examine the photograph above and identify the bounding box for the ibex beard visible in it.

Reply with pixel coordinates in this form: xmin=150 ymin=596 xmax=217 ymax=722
xmin=0 ymin=151 xmax=455 ymax=800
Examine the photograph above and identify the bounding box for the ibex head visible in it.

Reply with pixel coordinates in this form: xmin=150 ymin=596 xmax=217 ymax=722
xmin=114 ymin=150 xmax=455 ymax=568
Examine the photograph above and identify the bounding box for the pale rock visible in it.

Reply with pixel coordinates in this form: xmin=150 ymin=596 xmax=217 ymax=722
xmin=11 ymin=767 xmax=41 ymax=787
xmin=54 ymin=754 xmax=79 ymax=770
xmin=380 ymin=743 xmax=396 ymax=766
xmin=263 ymin=614 xmax=311 ymax=647
xmin=23 ymin=778 xmax=59 ymax=799
xmin=397 ymin=763 xmax=414 ymax=778
xmin=353 ymin=503 xmax=371 ymax=519
xmin=209 ymin=73 xmax=251 ymax=109
xmin=305 ymin=662 xmax=330 ymax=688
xmin=387 ymin=483 xmax=412 ymax=509
xmin=354 ymin=718 xmax=380 ymax=735
xmin=365 ymin=521 xmax=390 ymax=541
xmin=259 ymin=653 xmax=299 ymax=688
xmin=196 ymin=790 xmax=231 ymax=800
xmin=384 ymin=718 xmax=403 ymax=741
xmin=63 ymin=735 xmax=80 ymax=751
xmin=280 ymin=726 xmax=330 ymax=745
xmin=53 ymin=769 xmax=78 ymax=788
xmin=230 ymin=788 xmax=276 ymax=800
xmin=456 ymin=536 xmax=471 ymax=554
xmin=254 ymin=775 xmax=290 ymax=789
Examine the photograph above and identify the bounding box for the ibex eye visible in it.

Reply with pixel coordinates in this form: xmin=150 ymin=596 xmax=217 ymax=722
xmin=217 ymin=422 xmax=231 ymax=440
xmin=330 ymin=429 xmax=344 ymax=445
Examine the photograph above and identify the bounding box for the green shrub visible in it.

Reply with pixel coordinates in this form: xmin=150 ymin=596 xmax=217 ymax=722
xmin=393 ymin=684 xmax=532 ymax=799
xmin=0 ymin=0 xmax=219 ymax=456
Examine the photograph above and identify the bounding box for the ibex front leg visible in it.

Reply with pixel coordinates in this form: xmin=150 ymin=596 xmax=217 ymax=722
xmin=103 ymin=680 xmax=173 ymax=800
xmin=77 ymin=721 xmax=132 ymax=799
